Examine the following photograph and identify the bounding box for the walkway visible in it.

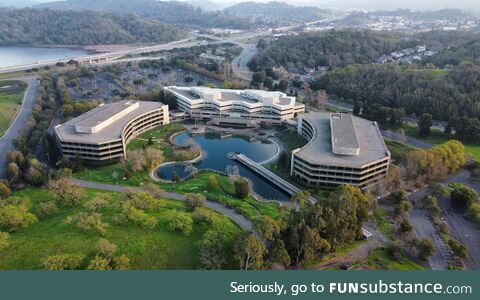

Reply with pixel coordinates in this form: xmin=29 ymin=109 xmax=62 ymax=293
xmin=70 ymin=178 xmax=254 ymax=232
xmin=230 ymin=153 xmax=316 ymax=203
xmin=0 ymin=76 xmax=39 ymax=177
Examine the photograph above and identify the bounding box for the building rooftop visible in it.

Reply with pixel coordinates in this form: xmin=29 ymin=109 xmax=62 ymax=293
xmin=168 ymin=86 xmax=295 ymax=107
xmin=296 ymin=112 xmax=390 ymax=168
xmin=55 ymin=100 xmax=165 ymax=144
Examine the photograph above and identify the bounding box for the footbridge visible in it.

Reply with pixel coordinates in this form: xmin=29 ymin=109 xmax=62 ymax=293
xmin=228 ymin=152 xmax=317 ymax=203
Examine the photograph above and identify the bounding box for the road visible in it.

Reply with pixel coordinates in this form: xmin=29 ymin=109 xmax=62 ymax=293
xmin=231 ymin=43 xmax=258 ymax=81
xmin=0 ymin=76 xmax=38 ymax=177
xmin=381 ymin=129 xmax=433 ymax=149
xmin=70 ymin=178 xmax=254 ymax=232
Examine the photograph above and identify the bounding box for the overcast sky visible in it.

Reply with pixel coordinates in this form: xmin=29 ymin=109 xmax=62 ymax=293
xmin=28 ymin=0 xmax=480 ymax=10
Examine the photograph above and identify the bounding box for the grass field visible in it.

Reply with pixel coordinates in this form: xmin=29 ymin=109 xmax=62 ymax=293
xmin=0 ymin=188 xmax=241 ymax=270
xmin=0 ymin=80 xmax=26 ymax=136
xmin=389 ymin=124 xmax=480 ymax=161
xmin=367 ymin=247 xmax=426 ymax=270
xmin=384 ymin=138 xmax=417 ymax=164
xmin=373 ymin=208 xmax=395 ymax=240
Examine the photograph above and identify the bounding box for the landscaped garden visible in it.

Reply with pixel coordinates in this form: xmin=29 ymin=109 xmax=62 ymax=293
xmin=0 ymin=187 xmax=241 ymax=269
xmin=0 ymin=80 xmax=26 ymax=136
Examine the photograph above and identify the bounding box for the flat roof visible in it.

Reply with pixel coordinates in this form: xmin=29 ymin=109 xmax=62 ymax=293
xmin=295 ymin=112 xmax=390 ymax=168
xmin=168 ymin=86 xmax=293 ymax=106
xmin=330 ymin=114 xmax=360 ymax=156
xmin=55 ymin=100 xmax=165 ymax=144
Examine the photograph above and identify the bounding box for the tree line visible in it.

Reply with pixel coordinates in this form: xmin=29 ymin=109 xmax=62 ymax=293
xmin=0 ymin=8 xmax=185 ymax=46
xmin=248 ymin=30 xmax=414 ymax=72
xmin=314 ymin=64 xmax=480 ymax=123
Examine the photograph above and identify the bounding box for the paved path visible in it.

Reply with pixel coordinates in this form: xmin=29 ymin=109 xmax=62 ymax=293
xmin=70 ymin=178 xmax=254 ymax=232
xmin=0 ymin=76 xmax=38 ymax=177
xmin=381 ymin=129 xmax=433 ymax=149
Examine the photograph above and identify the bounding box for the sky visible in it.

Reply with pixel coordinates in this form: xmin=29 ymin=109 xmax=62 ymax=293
xmin=18 ymin=0 xmax=480 ymax=10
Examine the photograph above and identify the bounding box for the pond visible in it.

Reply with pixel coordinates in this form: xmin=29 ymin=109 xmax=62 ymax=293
xmin=0 ymin=46 xmax=91 ymax=68
xmin=157 ymin=132 xmax=291 ymax=201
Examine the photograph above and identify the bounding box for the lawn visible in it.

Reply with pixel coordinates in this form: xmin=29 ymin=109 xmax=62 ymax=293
xmin=366 ymin=248 xmax=426 ymax=270
xmin=373 ymin=208 xmax=395 ymax=240
xmin=384 ymin=138 xmax=417 ymax=165
xmin=0 ymin=187 xmax=241 ymax=270
xmin=0 ymin=80 xmax=26 ymax=136
xmin=389 ymin=124 xmax=480 ymax=161
xmin=127 ymin=123 xmax=185 ymax=160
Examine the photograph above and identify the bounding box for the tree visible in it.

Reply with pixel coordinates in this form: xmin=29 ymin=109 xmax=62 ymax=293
xmin=113 ymin=255 xmax=130 ymax=270
xmin=46 ymin=178 xmax=85 ymax=206
xmin=172 ymin=171 xmax=181 ymax=183
xmin=264 ymin=77 xmax=274 ymax=90
xmin=416 ymin=238 xmax=436 ymax=260
xmin=447 ymin=239 xmax=468 ymax=260
xmin=399 ymin=219 xmax=414 ymax=235
xmin=0 ymin=204 xmax=38 ymax=232
xmin=198 ymin=229 xmax=226 ymax=270
xmin=422 ymin=196 xmax=441 ymax=217
xmin=87 ymin=255 xmax=112 ymax=270
xmin=84 ymin=196 xmax=109 ymax=213
xmin=36 ymin=201 xmax=59 ymax=220
xmin=251 ymin=71 xmax=266 ymax=88
xmin=353 ymin=102 xmax=361 ymax=115
xmin=184 ymin=193 xmax=206 ymax=211
xmin=67 ymin=212 xmax=108 ymax=235
xmin=418 ymin=113 xmax=433 ymax=138
xmin=42 ymin=254 xmax=85 ymax=270
xmin=450 ymin=184 xmax=478 ymax=208
xmin=207 ymin=175 xmax=219 ymax=191
xmin=167 ymin=211 xmax=193 ymax=235
xmin=97 ymin=238 xmax=117 ymax=260
xmin=0 ymin=231 xmax=10 ymax=251
xmin=0 ymin=183 xmax=12 ymax=199
xmin=234 ymin=178 xmax=250 ymax=199
xmin=234 ymin=232 xmax=267 ymax=270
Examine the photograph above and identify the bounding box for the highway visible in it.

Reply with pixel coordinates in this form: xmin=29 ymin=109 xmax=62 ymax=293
xmin=0 ymin=76 xmax=39 ymax=177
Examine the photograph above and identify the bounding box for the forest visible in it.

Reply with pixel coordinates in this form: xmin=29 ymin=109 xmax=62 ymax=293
xmin=313 ymin=64 xmax=480 ymax=122
xmin=35 ymin=0 xmax=251 ymax=29
xmin=248 ymin=30 xmax=413 ymax=72
xmin=0 ymin=8 xmax=185 ymax=46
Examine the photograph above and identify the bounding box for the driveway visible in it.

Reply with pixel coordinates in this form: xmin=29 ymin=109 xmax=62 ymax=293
xmin=70 ymin=178 xmax=254 ymax=232
xmin=0 ymin=76 xmax=38 ymax=177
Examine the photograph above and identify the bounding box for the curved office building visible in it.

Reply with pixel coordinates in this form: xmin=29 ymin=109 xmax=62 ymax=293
xmin=54 ymin=100 xmax=169 ymax=162
xmin=291 ymin=112 xmax=390 ymax=188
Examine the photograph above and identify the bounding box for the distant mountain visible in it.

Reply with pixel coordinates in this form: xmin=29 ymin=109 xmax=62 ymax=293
xmin=184 ymin=0 xmax=223 ymax=11
xmin=35 ymin=0 xmax=252 ymax=28
xmin=0 ymin=8 xmax=185 ymax=46
xmin=224 ymin=1 xmax=331 ymax=23
xmin=0 ymin=0 xmax=39 ymax=8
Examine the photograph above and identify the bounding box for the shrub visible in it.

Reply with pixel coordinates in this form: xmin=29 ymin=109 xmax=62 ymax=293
xmin=206 ymin=175 xmax=219 ymax=191
xmin=185 ymin=193 xmax=206 ymax=211
xmin=167 ymin=211 xmax=193 ymax=235
xmin=83 ymin=196 xmax=109 ymax=212
xmin=97 ymin=238 xmax=117 ymax=259
xmin=67 ymin=212 xmax=108 ymax=235
xmin=0 ymin=231 xmax=10 ymax=251
xmin=87 ymin=255 xmax=112 ymax=270
xmin=192 ymin=207 xmax=215 ymax=224
xmin=120 ymin=203 xmax=158 ymax=229
xmin=450 ymin=184 xmax=478 ymax=208
xmin=0 ymin=205 xmax=38 ymax=232
xmin=113 ymin=255 xmax=130 ymax=270
xmin=447 ymin=239 xmax=468 ymax=260
xmin=42 ymin=254 xmax=85 ymax=270
xmin=36 ymin=201 xmax=59 ymax=220
xmin=399 ymin=219 xmax=413 ymax=235
xmin=415 ymin=238 xmax=436 ymax=261
xmin=0 ymin=183 xmax=12 ymax=199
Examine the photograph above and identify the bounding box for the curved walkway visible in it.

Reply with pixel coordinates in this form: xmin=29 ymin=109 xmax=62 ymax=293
xmin=0 ymin=76 xmax=38 ymax=177
xmin=70 ymin=178 xmax=254 ymax=232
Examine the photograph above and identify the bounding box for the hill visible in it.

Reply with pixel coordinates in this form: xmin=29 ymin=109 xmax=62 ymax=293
xmin=224 ymin=1 xmax=330 ymax=23
xmin=248 ymin=30 xmax=413 ymax=72
xmin=35 ymin=0 xmax=251 ymax=29
xmin=0 ymin=8 xmax=185 ymax=46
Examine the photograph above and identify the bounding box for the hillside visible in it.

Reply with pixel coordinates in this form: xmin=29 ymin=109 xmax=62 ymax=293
xmin=224 ymin=1 xmax=330 ymax=23
xmin=0 ymin=8 xmax=185 ymax=46
xmin=35 ymin=0 xmax=251 ymax=29
xmin=248 ymin=30 xmax=413 ymax=71
xmin=424 ymin=40 xmax=480 ymax=67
